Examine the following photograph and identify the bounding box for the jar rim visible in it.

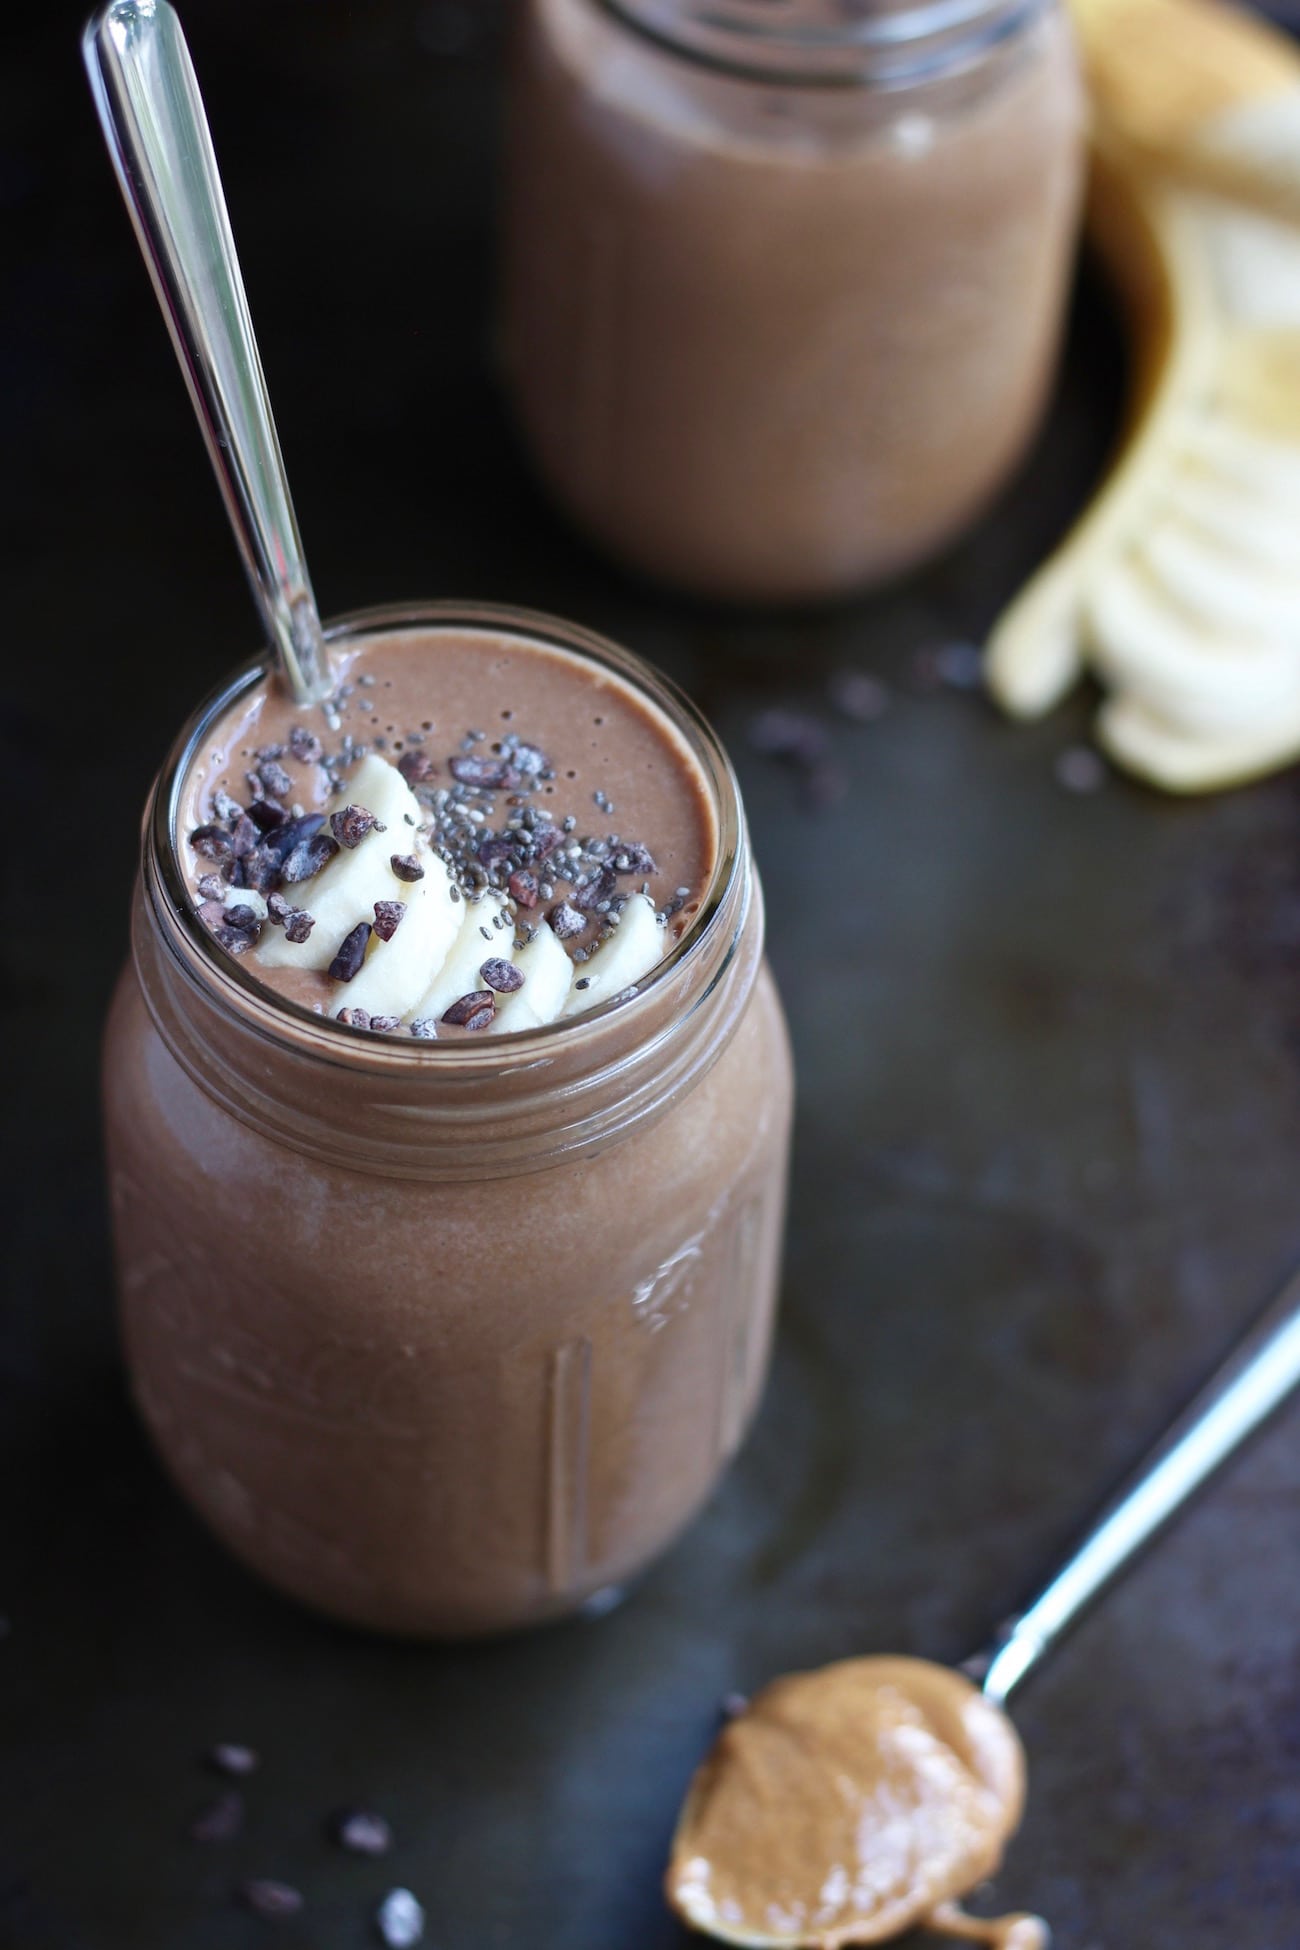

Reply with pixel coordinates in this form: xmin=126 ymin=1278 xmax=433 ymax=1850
xmin=146 ymin=598 xmax=747 ymax=1082
xmin=596 ymin=0 xmax=1050 ymax=85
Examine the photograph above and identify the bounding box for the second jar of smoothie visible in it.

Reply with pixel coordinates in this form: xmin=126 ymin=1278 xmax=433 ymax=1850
xmin=502 ymin=0 xmax=1085 ymax=603
xmin=103 ymin=603 xmax=791 ymax=1638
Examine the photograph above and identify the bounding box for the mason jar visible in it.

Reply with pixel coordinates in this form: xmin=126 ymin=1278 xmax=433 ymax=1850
xmin=501 ymin=0 xmax=1085 ymax=603
xmin=102 ymin=602 xmax=793 ymax=1638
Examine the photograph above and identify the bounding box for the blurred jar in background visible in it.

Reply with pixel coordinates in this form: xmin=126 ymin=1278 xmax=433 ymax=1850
xmin=501 ymin=0 xmax=1085 ymax=604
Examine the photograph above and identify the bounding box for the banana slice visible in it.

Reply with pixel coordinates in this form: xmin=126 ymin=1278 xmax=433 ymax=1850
xmin=1086 ymin=556 xmax=1300 ymax=733
xmin=1099 ymin=688 xmax=1300 ymax=789
xmin=1137 ymin=518 xmax=1300 ymax=637
xmin=338 ymin=853 xmax=460 ymax=1022
xmin=490 ymin=919 xmax=573 ymax=1032
xmin=257 ymin=752 xmax=423 ymax=972
xmin=407 ymin=894 xmax=515 ymax=1025
xmin=1163 ymin=469 xmax=1299 ymax=570
xmin=560 ymin=894 xmax=665 ymax=1017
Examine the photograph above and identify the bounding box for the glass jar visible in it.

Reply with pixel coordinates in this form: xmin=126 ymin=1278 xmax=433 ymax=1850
xmin=501 ymin=0 xmax=1085 ymax=603
xmin=102 ymin=602 xmax=792 ymax=1637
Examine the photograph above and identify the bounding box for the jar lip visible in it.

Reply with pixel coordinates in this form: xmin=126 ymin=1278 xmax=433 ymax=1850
xmin=596 ymin=0 xmax=1049 ymax=85
xmin=147 ymin=598 xmax=747 ymax=1076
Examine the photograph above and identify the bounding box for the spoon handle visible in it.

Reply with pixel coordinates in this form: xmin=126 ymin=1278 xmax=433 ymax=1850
xmin=977 ymin=1258 xmax=1300 ymax=1705
xmin=83 ymin=1 xmax=328 ymax=703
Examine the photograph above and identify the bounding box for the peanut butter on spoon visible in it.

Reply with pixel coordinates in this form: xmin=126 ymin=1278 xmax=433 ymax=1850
xmin=667 ymin=1658 xmax=1042 ymax=1950
xmin=668 ymin=1258 xmax=1300 ymax=1949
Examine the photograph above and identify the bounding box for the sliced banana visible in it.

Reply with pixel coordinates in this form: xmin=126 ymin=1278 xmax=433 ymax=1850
xmin=985 ymin=0 xmax=1300 ymax=792
xmin=560 ymin=894 xmax=665 ymax=1017
xmin=490 ymin=919 xmax=573 ymax=1032
xmin=407 ymin=895 xmax=515 ymax=1024
xmin=1086 ymin=556 xmax=1300 ymax=733
xmin=339 ymin=854 xmax=460 ymax=1021
xmin=257 ymin=752 xmax=423 ymax=972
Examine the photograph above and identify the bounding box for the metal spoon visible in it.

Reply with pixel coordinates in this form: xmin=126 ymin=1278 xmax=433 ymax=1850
xmin=83 ymin=0 xmax=328 ymax=704
xmin=669 ymin=1257 xmax=1300 ymax=1945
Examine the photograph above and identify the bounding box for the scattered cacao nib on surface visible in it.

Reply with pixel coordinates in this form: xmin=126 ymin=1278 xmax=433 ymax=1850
xmin=372 ymin=900 xmax=406 ymax=942
xmin=480 ymin=958 xmax=524 ymax=994
xmin=209 ymin=1742 xmax=259 ymax=1777
xmin=1055 ymin=745 xmax=1107 ymax=795
xmin=330 ymin=804 xmax=383 ymax=849
xmin=828 ymin=668 xmax=890 ymax=723
xmin=442 ymin=990 xmax=495 ymax=1030
xmin=258 ymin=759 xmax=294 ymax=798
xmin=449 ymin=753 xmax=518 ymax=790
xmin=390 ymin=853 xmax=425 ymax=882
xmin=477 ymin=835 xmax=515 ymax=873
xmin=190 ymin=1791 xmax=244 ymax=1843
xmin=507 ymin=741 xmax=551 ymax=778
xmin=289 ymin=724 xmax=323 ymax=763
xmin=397 ymin=749 xmax=436 ymax=784
xmin=282 ymin=832 xmax=338 ymax=884
xmin=223 ymin=905 xmax=261 ymax=932
xmin=376 ymin=1887 xmax=425 ymax=1949
xmin=197 ymin=873 xmax=226 ymax=901
xmin=189 ymin=824 xmax=232 ymax=861
xmin=328 ymin=922 xmax=372 ymax=983
xmin=508 ymin=869 xmax=538 ymax=907
xmin=336 ymin=1007 xmax=372 ymax=1030
xmin=370 ymin=1014 xmax=402 ymax=1033
xmin=409 ymin=1018 xmax=438 ymax=1039
xmin=333 ymin=1808 xmax=393 ymax=1856
xmin=531 ymin=822 xmax=563 ymax=860
xmin=747 ymin=707 xmax=828 ymax=764
xmin=284 ymin=909 xmax=315 ymax=945
xmin=211 ymin=788 xmax=243 ymax=823
xmin=240 ymin=1880 xmax=304 ymax=1920
xmin=573 ymin=865 xmax=617 ymax=913
xmin=548 ymin=901 xmax=585 ymax=940
xmin=198 ymin=903 xmax=260 ymax=956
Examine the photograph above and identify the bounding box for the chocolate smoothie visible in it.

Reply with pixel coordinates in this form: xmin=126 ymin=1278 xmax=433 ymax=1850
xmin=103 ymin=605 xmax=793 ymax=1637
xmin=502 ymin=0 xmax=1084 ymax=603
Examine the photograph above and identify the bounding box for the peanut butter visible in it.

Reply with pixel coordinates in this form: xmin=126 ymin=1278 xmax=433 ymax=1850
xmin=666 ymin=1657 xmax=1044 ymax=1949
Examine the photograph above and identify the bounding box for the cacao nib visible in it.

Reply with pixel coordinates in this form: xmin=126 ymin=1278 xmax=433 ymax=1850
xmin=211 ymin=789 xmax=243 ymax=823
xmin=508 ymin=869 xmax=538 ymax=908
xmin=261 ymin=812 xmax=325 ymax=864
xmin=573 ymin=865 xmax=616 ymax=913
xmin=188 ymin=824 xmax=232 ymax=861
xmin=441 ymin=990 xmax=495 ymax=1030
xmin=372 ymin=900 xmax=406 ymax=942
xmin=390 ymin=853 xmax=425 ymax=882
xmin=289 ymin=724 xmax=323 ymax=763
xmin=548 ymin=901 xmax=585 ymax=940
xmin=476 ymin=836 xmax=516 ymax=873
xmin=336 ymin=1007 xmax=372 ymax=1030
xmin=397 ymin=750 xmax=436 ymax=785
xmin=258 ymin=759 xmax=294 ymax=799
xmin=328 ymin=922 xmax=371 ymax=983
xmin=247 ymin=797 xmax=288 ymax=833
xmin=240 ymin=847 xmax=284 ymax=896
xmin=282 ymin=832 xmax=338 ymax=884
xmin=369 ymin=1015 xmax=402 ymax=1033
xmin=283 ymin=909 xmax=315 ymax=945
xmin=531 ymin=823 xmax=563 ymax=860
xmin=449 ymin=754 xmax=518 ymax=790
xmin=230 ymin=814 xmax=260 ymax=859
xmin=613 ymin=843 xmax=657 ymax=877
xmin=480 ymin=958 xmax=524 ymax=994
xmin=331 ymin=803 xmax=383 ymax=849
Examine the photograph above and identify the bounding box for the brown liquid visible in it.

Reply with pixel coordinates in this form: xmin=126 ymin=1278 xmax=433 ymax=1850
xmin=104 ymin=612 xmax=793 ymax=1636
xmin=666 ymin=1657 xmax=1045 ymax=1948
xmin=182 ymin=626 xmax=715 ymax=1027
xmin=503 ymin=0 xmax=1085 ymax=603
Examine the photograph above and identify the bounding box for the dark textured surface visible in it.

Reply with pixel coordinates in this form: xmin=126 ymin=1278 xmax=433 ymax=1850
xmin=4 ymin=4 xmax=1300 ymax=1946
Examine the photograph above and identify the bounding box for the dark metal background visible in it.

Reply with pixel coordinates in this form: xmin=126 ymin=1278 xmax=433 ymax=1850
xmin=3 ymin=4 xmax=1299 ymax=1944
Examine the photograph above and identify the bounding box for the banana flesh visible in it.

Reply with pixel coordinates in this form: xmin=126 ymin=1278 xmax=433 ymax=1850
xmin=986 ymin=0 xmax=1300 ymax=792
